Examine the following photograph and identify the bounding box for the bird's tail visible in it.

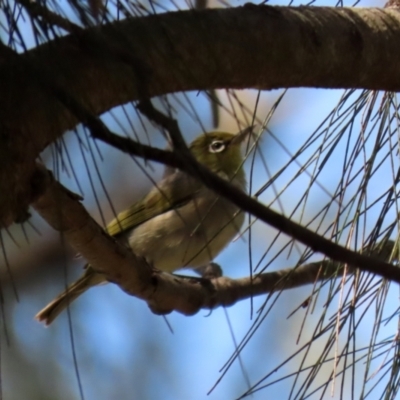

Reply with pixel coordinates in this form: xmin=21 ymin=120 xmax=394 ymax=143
xmin=35 ymin=269 xmax=105 ymax=326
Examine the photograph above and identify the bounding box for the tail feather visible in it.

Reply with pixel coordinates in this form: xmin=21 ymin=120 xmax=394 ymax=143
xmin=35 ymin=270 xmax=105 ymax=326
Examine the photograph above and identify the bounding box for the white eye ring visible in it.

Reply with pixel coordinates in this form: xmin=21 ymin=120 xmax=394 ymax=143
xmin=209 ymin=140 xmax=226 ymax=153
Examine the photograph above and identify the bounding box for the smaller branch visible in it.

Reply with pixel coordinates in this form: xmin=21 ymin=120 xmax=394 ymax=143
xmin=97 ymin=126 xmax=181 ymax=167
xmin=137 ymin=100 xmax=191 ymax=155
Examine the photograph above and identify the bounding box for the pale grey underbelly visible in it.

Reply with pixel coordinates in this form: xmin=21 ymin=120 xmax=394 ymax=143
xmin=128 ymin=198 xmax=244 ymax=272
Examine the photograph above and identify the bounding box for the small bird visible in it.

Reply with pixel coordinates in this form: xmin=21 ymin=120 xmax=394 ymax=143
xmin=36 ymin=128 xmax=252 ymax=325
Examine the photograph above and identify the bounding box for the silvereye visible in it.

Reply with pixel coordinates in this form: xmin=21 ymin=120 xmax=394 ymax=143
xmin=36 ymin=129 xmax=251 ymax=325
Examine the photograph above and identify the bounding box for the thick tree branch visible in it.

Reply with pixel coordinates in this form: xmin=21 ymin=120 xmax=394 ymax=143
xmin=2 ymin=6 xmax=400 ymax=225
xmin=30 ymin=164 xmax=397 ymax=317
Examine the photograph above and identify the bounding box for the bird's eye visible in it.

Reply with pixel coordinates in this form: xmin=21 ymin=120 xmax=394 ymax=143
xmin=209 ymin=140 xmax=226 ymax=153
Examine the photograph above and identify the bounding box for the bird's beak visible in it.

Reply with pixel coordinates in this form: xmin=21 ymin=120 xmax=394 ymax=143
xmin=231 ymin=125 xmax=256 ymax=145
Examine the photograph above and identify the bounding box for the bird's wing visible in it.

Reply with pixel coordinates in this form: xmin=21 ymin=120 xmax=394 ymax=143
xmin=105 ymin=172 xmax=201 ymax=238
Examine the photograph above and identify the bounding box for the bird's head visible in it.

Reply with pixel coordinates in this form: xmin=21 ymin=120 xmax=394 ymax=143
xmin=189 ymin=127 xmax=253 ymax=183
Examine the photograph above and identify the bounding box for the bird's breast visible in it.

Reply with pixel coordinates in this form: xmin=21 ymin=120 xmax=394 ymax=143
xmin=128 ymin=193 xmax=244 ymax=273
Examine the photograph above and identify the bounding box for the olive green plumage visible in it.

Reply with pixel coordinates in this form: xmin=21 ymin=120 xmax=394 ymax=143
xmin=36 ymin=130 xmax=250 ymax=325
